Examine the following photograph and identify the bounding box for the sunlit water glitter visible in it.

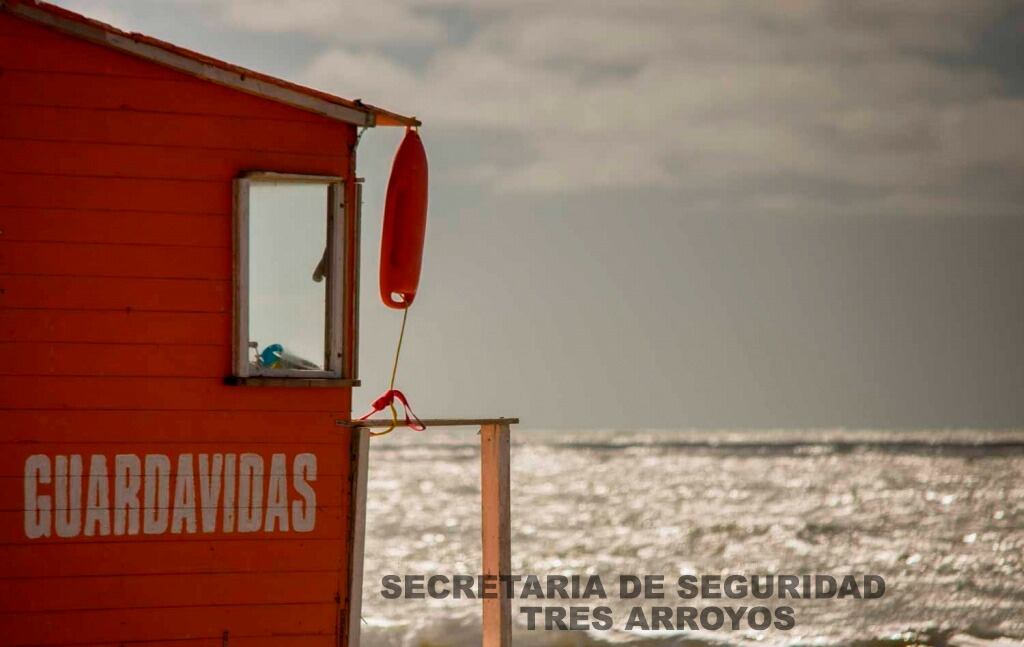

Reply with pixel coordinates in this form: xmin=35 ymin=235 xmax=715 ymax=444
xmin=359 ymin=429 xmax=1024 ymax=647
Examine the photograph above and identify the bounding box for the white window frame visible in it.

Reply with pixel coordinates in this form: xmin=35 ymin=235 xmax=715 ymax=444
xmin=232 ymin=172 xmax=345 ymax=379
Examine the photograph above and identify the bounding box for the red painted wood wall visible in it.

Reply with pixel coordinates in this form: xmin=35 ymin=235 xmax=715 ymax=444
xmin=0 ymin=11 xmax=361 ymax=646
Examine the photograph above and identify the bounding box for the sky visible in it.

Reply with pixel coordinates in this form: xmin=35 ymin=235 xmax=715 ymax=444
xmin=55 ymin=0 xmax=1024 ymax=429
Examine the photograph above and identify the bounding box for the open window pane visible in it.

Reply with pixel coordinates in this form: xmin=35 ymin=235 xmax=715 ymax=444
xmin=232 ymin=173 xmax=345 ymax=381
xmin=247 ymin=182 xmax=329 ymax=372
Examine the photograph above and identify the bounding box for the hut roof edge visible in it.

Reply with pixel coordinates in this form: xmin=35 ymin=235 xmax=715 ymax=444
xmin=0 ymin=0 xmax=421 ymax=128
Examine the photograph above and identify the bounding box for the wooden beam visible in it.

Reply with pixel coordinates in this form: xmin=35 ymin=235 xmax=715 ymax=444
xmin=326 ymin=180 xmax=345 ymax=377
xmin=480 ymin=423 xmax=512 ymax=647
xmin=340 ymin=417 xmax=519 ymax=429
xmin=344 ymin=428 xmax=370 ymax=647
xmin=347 ymin=181 xmax=363 ymax=382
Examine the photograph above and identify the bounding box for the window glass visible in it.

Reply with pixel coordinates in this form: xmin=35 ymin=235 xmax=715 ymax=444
xmin=247 ymin=182 xmax=329 ymax=372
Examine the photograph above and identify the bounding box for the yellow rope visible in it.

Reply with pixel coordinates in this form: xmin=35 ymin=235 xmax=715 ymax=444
xmin=389 ymin=305 xmax=409 ymax=391
xmin=369 ymin=306 xmax=409 ymax=437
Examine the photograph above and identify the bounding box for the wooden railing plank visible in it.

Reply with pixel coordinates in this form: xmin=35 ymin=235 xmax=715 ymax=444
xmin=480 ymin=423 xmax=512 ymax=647
xmin=343 ymin=417 xmax=519 ymax=428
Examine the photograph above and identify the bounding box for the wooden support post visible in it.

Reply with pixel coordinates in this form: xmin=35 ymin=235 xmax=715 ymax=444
xmin=345 ymin=428 xmax=370 ymax=647
xmin=480 ymin=423 xmax=512 ymax=647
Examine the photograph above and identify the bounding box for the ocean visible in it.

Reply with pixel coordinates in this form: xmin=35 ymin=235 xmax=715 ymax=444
xmin=359 ymin=429 xmax=1024 ymax=646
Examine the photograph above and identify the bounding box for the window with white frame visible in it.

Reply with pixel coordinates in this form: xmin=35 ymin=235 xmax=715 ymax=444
xmin=233 ymin=173 xmax=345 ymax=379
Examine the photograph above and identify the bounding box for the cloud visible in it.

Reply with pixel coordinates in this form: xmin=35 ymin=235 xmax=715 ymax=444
xmin=47 ymin=0 xmax=143 ymax=31
xmin=209 ymin=0 xmax=443 ymax=45
xmin=53 ymin=0 xmax=444 ymax=47
xmin=50 ymin=0 xmax=1024 ymax=213
xmin=302 ymin=1 xmax=1023 ymax=210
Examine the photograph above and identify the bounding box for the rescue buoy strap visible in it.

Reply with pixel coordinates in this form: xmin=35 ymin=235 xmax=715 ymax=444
xmin=357 ymin=389 xmax=425 ymax=435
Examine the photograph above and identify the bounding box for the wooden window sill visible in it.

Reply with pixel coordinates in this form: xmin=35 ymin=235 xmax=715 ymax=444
xmin=224 ymin=376 xmax=360 ymax=388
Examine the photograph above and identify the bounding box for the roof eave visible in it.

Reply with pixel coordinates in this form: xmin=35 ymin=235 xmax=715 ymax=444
xmin=0 ymin=0 xmax=421 ymax=128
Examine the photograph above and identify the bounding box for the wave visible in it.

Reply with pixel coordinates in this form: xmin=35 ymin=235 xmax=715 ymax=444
xmin=370 ymin=431 xmax=1024 ymax=456
xmin=360 ymin=612 xmax=1024 ymax=647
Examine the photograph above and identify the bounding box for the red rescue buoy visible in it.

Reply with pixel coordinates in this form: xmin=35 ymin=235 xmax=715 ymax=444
xmin=380 ymin=128 xmax=428 ymax=309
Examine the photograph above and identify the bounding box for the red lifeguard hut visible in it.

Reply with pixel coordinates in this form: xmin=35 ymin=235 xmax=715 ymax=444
xmin=0 ymin=2 xmax=516 ymax=645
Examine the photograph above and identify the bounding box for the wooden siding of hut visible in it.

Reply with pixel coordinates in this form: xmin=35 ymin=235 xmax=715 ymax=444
xmin=0 ymin=11 xmax=362 ymax=646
